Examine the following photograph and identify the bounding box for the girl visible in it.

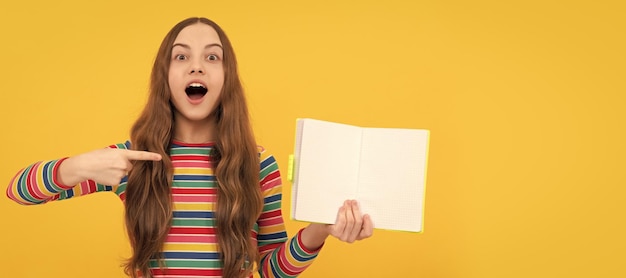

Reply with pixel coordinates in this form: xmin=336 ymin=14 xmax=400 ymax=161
xmin=6 ymin=17 xmax=373 ymax=278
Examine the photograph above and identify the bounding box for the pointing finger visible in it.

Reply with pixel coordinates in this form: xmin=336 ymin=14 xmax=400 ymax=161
xmin=122 ymin=150 xmax=162 ymax=161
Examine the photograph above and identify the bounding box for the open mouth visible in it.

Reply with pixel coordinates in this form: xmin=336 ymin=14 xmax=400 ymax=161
xmin=185 ymin=83 xmax=208 ymax=100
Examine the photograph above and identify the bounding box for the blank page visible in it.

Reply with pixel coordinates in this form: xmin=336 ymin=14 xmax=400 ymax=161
xmin=356 ymin=128 xmax=429 ymax=232
xmin=292 ymin=119 xmax=363 ymax=224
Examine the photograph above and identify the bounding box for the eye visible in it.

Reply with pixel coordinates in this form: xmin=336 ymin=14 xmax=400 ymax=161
xmin=174 ymin=54 xmax=187 ymax=61
xmin=207 ymin=54 xmax=220 ymax=61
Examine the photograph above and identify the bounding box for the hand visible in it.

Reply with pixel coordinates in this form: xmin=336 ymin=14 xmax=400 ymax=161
xmin=59 ymin=148 xmax=162 ymax=186
xmin=328 ymin=200 xmax=374 ymax=243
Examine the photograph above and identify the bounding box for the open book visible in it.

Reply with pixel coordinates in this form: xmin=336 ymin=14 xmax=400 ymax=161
xmin=288 ymin=118 xmax=430 ymax=233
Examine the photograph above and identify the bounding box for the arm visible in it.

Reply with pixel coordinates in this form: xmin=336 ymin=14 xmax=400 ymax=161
xmin=256 ymin=151 xmax=321 ymax=278
xmin=255 ymin=150 xmax=374 ymax=277
xmin=6 ymin=158 xmax=75 ymax=205
xmin=5 ymin=141 xmax=160 ymax=205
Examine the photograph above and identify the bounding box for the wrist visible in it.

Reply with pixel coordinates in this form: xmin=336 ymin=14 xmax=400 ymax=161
xmin=300 ymin=223 xmax=330 ymax=250
xmin=57 ymin=156 xmax=86 ymax=186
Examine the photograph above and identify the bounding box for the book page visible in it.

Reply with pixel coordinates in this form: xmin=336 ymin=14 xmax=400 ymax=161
xmin=356 ymin=128 xmax=429 ymax=232
xmin=292 ymin=119 xmax=362 ymax=224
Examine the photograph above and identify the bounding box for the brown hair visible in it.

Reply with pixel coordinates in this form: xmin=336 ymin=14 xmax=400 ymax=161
xmin=124 ymin=17 xmax=263 ymax=278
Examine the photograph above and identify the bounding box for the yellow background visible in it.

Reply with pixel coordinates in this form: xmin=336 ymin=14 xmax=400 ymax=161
xmin=1 ymin=0 xmax=624 ymax=277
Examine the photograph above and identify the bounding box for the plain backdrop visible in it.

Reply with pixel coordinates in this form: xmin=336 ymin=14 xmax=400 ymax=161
xmin=0 ymin=0 xmax=624 ymax=277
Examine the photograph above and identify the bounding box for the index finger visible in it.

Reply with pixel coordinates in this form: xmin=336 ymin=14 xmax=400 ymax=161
xmin=358 ymin=214 xmax=374 ymax=240
xmin=348 ymin=200 xmax=363 ymax=242
xmin=122 ymin=149 xmax=162 ymax=161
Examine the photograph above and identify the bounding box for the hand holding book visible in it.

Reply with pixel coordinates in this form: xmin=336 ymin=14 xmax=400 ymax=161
xmin=328 ymin=200 xmax=374 ymax=242
xmin=300 ymin=199 xmax=374 ymax=248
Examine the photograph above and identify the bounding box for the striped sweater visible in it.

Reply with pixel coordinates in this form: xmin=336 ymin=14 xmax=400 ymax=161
xmin=6 ymin=140 xmax=321 ymax=277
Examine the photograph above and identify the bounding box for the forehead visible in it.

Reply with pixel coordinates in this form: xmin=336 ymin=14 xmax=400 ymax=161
xmin=173 ymin=23 xmax=222 ymax=46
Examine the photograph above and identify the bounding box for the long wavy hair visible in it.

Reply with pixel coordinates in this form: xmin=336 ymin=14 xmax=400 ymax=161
xmin=123 ymin=17 xmax=263 ymax=278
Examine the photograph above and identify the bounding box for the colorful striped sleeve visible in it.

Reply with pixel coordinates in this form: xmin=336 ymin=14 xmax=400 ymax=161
xmin=256 ymin=148 xmax=322 ymax=278
xmin=5 ymin=141 xmax=131 ymax=205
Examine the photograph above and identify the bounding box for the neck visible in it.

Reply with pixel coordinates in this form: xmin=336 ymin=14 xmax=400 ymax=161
xmin=173 ymin=114 xmax=217 ymax=144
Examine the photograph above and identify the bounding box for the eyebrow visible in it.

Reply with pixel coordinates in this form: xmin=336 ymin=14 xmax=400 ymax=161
xmin=172 ymin=43 xmax=223 ymax=50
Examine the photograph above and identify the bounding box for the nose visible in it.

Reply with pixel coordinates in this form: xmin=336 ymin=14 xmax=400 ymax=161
xmin=189 ymin=67 xmax=204 ymax=75
xmin=189 ymin=60 xmax=205 ymax=75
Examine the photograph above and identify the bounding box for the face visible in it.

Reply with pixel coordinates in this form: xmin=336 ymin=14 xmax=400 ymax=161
xmin=168 ymin=23 xmax=225 ymax=124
